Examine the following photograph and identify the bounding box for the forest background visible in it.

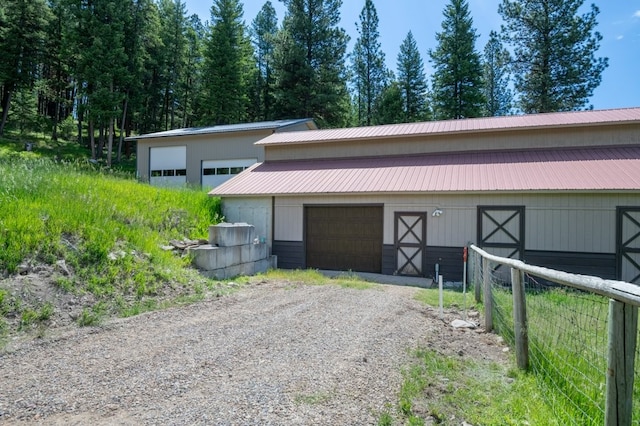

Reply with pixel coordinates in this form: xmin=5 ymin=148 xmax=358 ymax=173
xmin=0 ymin=0 xmax=637 ymax=166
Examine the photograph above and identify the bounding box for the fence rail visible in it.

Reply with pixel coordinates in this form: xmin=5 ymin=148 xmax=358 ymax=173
xmin=469 ymin=244 xmax=640 ymax=426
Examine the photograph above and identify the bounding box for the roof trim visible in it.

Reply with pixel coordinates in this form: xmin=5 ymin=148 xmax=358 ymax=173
xmin=256 ymin=108 xmax=640 ymax=147
xmin=125 ymin=118 xmax=315 ymax=141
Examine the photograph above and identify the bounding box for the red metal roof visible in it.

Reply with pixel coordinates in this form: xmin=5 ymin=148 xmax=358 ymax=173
xmin=210 ymin=146 xmax=640 ymax=196
xmin=257 ymin=108 xmax=640 ymax=146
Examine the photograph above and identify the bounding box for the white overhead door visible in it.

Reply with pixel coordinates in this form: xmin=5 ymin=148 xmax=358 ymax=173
xmin=202 ymin=158 xmax=256 ymax=188
xmin=149 ymin=146 xmax=187 ymax=187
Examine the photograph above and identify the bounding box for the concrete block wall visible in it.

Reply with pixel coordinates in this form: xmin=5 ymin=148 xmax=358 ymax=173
xmin=189 ymin=223 xmax=275 ymax=278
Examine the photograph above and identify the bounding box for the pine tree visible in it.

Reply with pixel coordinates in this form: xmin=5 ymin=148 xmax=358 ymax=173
xmin=397 ymin=31 xmax=428 ymax=122
xmin=135 ymin=1 xmax=165 ymax=133
xmin=118 ymin=0 xmax=159 ymax=159
xmin=200 ymin=0 xmax=254 ymax=125
xmin=0 ymin=0 xmax=51 ymax=136
xmin=158 ymin=0 xmax=188 ymax=130
xmin=429 ymin=0 xmax=484 ymax=120
xmin=41 ymin=0 xmax=75 ymax=141
xmin=72 ymin=0 xmax=128 ymax=163
xmin=499 ymin=0 xmax=608 ymax=112
xmin=351 ymin=0 xmax=387 ymax=126
xmin=180 ymin=14 xmax=205 ymax=128
xmin=273 ymin=0 xmax=350 ymax=128
xmin=375 ymin=78 xmax=405 ymax=125
xmin=251 ymin=1 xmax=278 ymax=121
xmin=482 ymin=31 xmax=512 ymax=116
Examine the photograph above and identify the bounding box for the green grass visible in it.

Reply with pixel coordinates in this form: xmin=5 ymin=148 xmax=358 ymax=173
xmin=0 ymin=142 xmax=223 ymax=335
xmin=244 ymin=268 xmax=375 ymax=290
xmin=490 ymin=285 xmax=610 ymax=424
xmin=413 ymin=286 xmax=479 ymax=311
xmin=390 ymin=348 xmax=557 ymax=425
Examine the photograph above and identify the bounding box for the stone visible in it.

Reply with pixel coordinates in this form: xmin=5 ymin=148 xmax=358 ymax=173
xmin=451 ymin=319 xmax=477 ymax=329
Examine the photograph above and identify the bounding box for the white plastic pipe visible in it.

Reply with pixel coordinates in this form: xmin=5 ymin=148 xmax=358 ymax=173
xmin=439 ymin=275 xmax=444 ymax=319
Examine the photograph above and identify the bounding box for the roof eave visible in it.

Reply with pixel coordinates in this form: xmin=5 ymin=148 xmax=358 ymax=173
xmin=211 ymin=188 xmax=640 ymax=198
xmin=256 ymin=118 xmax=640 ymax=147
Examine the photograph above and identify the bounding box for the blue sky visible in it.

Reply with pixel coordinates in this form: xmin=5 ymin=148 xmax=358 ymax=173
xmin=184 ymin=1 xmax=639 ymax=111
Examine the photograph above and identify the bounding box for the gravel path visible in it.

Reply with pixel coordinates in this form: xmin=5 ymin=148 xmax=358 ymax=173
xmin=0 ymin=280 xmax=505 ymax=425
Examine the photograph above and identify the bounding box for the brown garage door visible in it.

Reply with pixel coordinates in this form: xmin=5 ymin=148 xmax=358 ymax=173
xmin=305 ymin=205 xmax=383 ymax=273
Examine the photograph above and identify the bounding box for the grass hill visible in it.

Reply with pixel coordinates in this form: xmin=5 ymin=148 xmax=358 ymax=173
xmin=0 ymin=134 xmax=224 ymax=338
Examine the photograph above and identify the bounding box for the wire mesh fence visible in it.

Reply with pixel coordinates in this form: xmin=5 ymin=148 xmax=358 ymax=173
xmin=468 ymin=247 xmax=639 ymax=425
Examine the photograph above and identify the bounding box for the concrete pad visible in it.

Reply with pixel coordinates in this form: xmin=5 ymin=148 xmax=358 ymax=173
xmin=319 ymin=270 xmax=434 ymax=288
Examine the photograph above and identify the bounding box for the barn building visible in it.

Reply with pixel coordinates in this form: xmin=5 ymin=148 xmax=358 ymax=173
xmin=210 ymin=108 xmax=640 ymax=284
xmin=128 ymin=119 xmax=316 ymax=187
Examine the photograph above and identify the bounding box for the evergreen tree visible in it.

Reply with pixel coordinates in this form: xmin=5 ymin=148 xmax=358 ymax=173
xmin=41 ymin=0 xmax=75 ymax=141
xmin=482 ymin=31 xmax=512 ymax=116
xmin=0 ymin=0 xmax=51 ymax=136
xmin=136 ymin=1 xmax=165 ymax=133
xmin=273 ymin=0 xmax=350 ymax=128
xmin=397 ymin=31 xmax=428 ymax=122
xmin=499 ymin=0 xmax=608 ymax=113
xmin=251 ymin=1 xmax=278 ymax=121
xmin=118 ymin=0 xmax=159 ymax=159
xmin=351 ymin=0 xmax=387 ymax=126
xmin=180 ymin=14 xmax=205 ymax=128
xmin=200 ymin=0 xmax=254 ymax=125
xmin=429 ymin=0 xmax=484 ymax=120
xmin=72 ymin=0 xmax=128 ymax=163
xmin=158 ymin=0 xmax=188 ymax=130
xmin=375 ymin=78 xmax=405 ymax=125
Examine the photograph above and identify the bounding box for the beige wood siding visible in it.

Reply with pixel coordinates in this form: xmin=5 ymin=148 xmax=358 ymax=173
xmin=271 ymin=193 xmax=640 ymax=254
xmin=221 ymin=197 xmax=272 ymax=245
xmin=265 ymin=125 xmax=640 ymax=162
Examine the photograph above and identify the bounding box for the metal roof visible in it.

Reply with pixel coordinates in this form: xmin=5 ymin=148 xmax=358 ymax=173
xmin=125 ymin=118 xmax=316 ymax=141
xmin=257 ymin=108 xmax=640 ymax=146
xmin=210 ymin=146 xmax=640 ymax=196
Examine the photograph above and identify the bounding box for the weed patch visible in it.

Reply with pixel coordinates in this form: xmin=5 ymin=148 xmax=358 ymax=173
xmin=387 ymin=348 xmax=556 ymax=425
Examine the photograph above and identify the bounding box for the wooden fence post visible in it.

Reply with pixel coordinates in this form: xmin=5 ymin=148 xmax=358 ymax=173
xmin=511 ymin=267 xmax=529 ymax=370
xmin=605 ymin=300 xmax=638 ymax=426
xmin=483 ymin=257 xmax=493 ymax=332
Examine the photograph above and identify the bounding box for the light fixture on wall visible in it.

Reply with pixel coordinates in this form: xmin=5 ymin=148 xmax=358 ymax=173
xmin=432 ymin=208 xmax=443 ymax=217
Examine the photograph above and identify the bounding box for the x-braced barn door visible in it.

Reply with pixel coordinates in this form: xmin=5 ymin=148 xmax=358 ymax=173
xmin=395 ymin=212 xmax=426 ymax=276
xmin=617 ymin=207 xmax=640 ymax=284
xmin=477 ymin=206 xmax=525 ymax=269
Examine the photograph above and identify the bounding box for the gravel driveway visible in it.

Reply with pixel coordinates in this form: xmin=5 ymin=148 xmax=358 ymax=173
xmin=0 ymin=280 xmax=505 ymax=425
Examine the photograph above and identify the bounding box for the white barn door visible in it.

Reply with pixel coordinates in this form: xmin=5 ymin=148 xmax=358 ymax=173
xmin=149 ymin=146 xmax=187 ymax=187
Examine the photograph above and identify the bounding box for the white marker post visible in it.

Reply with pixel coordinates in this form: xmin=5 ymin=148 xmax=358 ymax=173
xmin=439 ymin=274 xmax=444 ymax=320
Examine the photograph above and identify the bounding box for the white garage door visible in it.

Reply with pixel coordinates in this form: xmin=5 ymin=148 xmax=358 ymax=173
xmin=150 ymin=146 xmax=187 ymax=187
xmin=202 ymin=158 xmax=256 ymax=188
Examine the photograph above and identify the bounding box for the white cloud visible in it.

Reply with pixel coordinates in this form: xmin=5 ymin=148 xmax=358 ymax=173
xmin=617 ymin=35 xmax=624 ymax=40
xmin=634 ymin=10 xmax=640 ymax=18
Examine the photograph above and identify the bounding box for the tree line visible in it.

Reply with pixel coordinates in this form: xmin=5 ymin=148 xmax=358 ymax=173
xmin=0 ymin=0 xmax=607 ymax=164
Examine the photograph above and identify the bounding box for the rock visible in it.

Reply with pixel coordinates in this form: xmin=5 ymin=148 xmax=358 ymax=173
xmin=107 ymin=250 xmax=126 ymax=261
xmin=451 ymin=319 xmax=477 ymax=329
xmin=56 ymin=260 xmax=71 ymax=276
xmin=17 ymin=263 xmax=30 ymax=275
xmin=170 ymin=239 xmax=188 ymax=250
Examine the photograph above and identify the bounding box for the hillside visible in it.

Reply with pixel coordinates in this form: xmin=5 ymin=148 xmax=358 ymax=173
xmin=0 ymin=137 xmax=224 ymax=339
